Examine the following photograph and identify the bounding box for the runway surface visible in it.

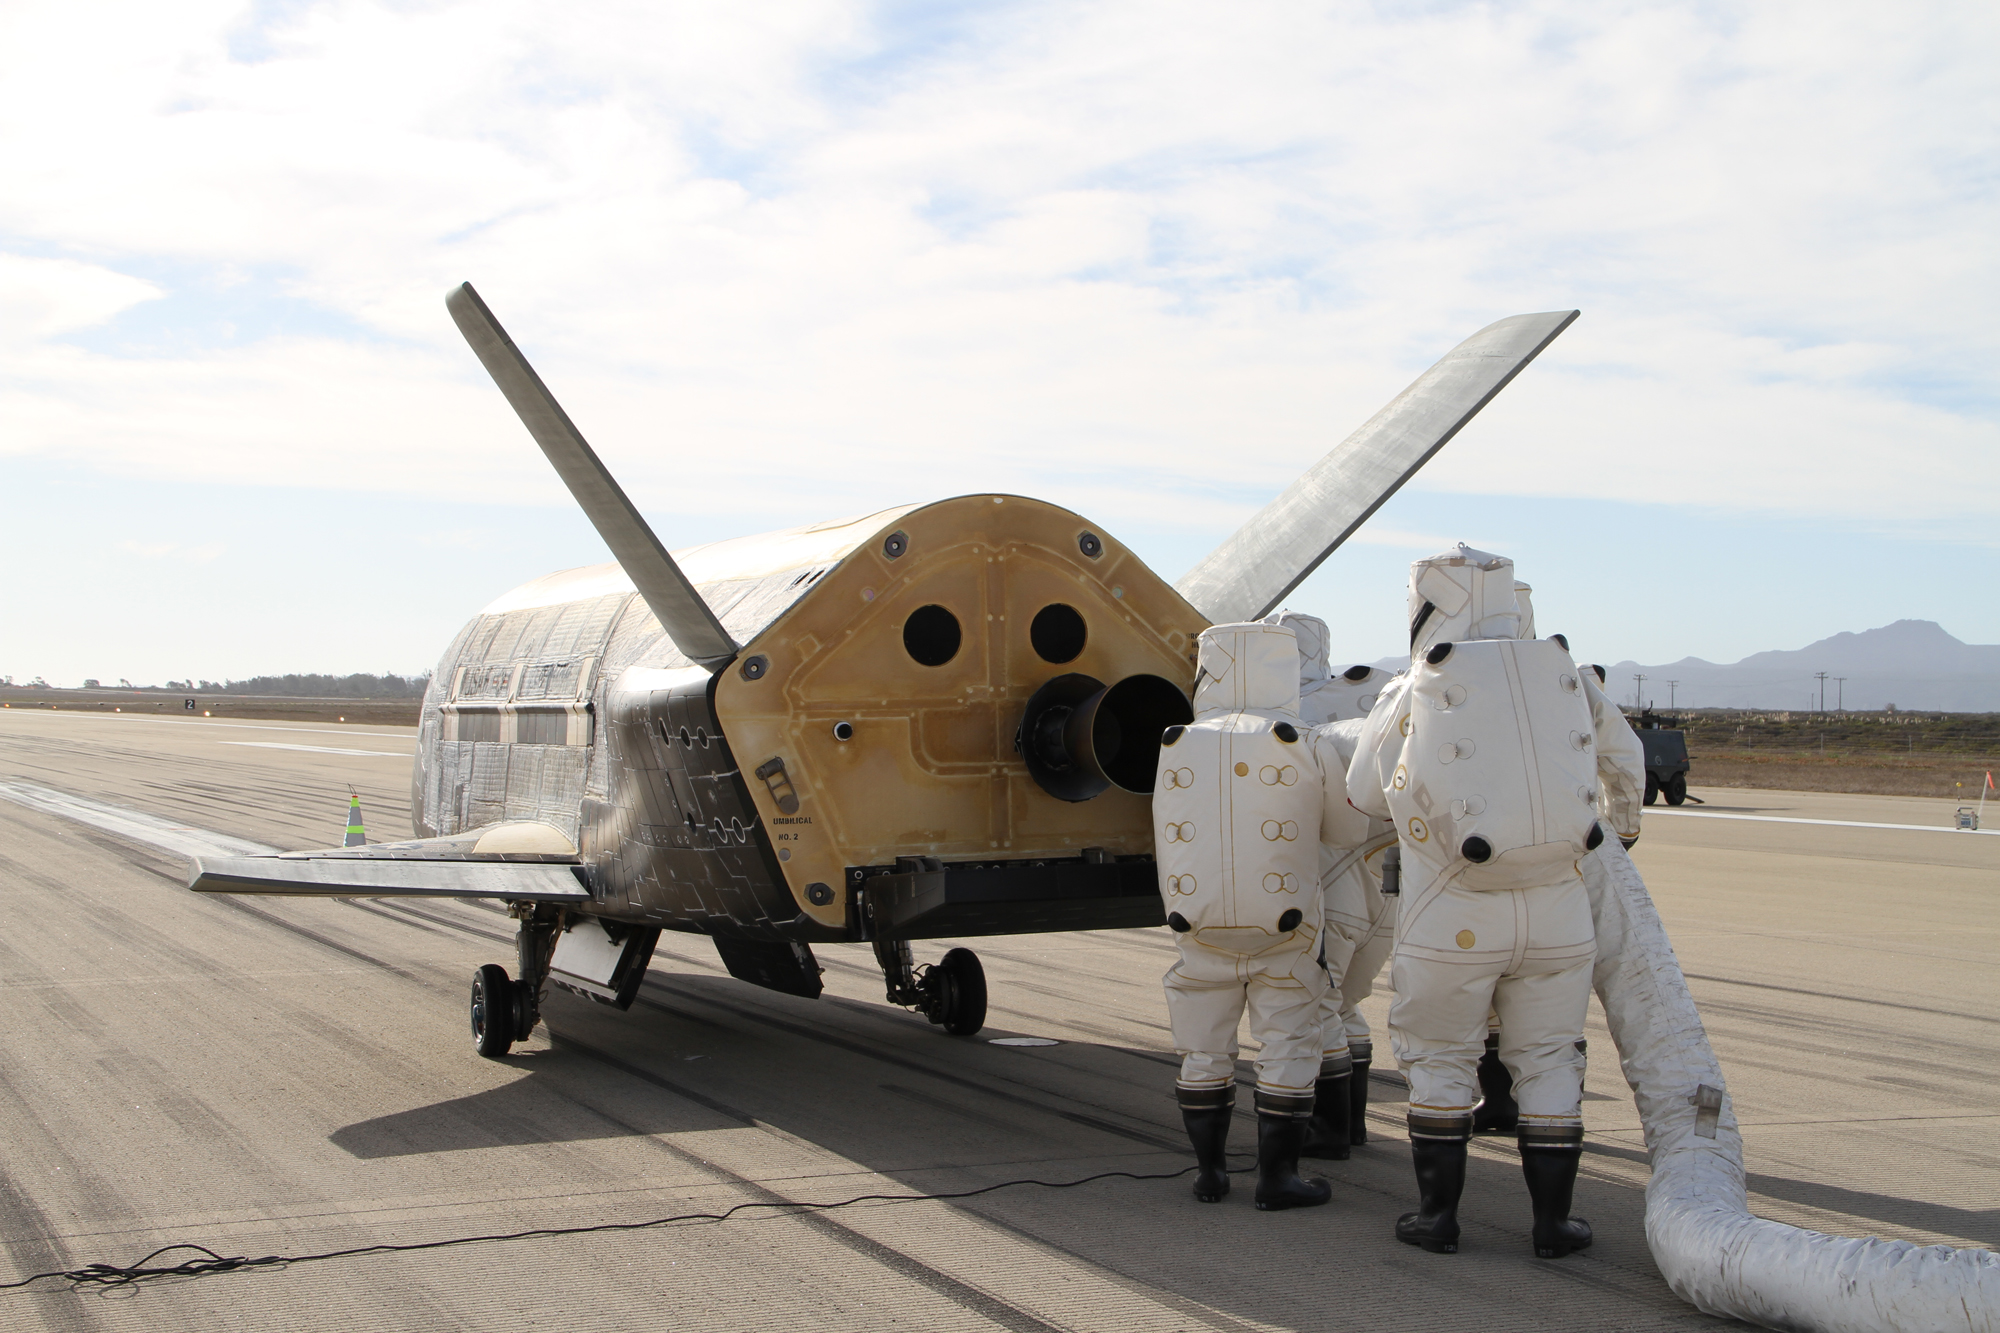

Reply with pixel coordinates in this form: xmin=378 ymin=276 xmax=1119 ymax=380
xmin=1 ymin=707 xmax=1994 ymax=1331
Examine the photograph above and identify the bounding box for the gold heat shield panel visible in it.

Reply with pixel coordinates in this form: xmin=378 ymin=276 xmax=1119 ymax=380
xmin=713 ymin=495 xmax=1207 ymax=932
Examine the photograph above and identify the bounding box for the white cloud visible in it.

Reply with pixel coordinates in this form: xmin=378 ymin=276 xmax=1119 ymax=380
xmin=0 ymin=254 xmax=162 ymax=345
xmin=0 ymin=0 xmax=1993 ymax=546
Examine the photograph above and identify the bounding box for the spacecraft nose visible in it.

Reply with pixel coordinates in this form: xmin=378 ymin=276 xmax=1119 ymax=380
xmin=1018 ymin=673 xmax=1193 ymax=803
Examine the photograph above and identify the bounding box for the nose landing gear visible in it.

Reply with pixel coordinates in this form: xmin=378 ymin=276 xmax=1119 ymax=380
xmin=873 ymin=937 xmax=987 ymax=1036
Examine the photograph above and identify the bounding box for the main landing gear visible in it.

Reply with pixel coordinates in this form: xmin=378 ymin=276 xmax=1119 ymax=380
xmin=470 ymin=905 xmax=561 ymax=1058
xmin=874 ymin=937 xmax=988 ymax=1036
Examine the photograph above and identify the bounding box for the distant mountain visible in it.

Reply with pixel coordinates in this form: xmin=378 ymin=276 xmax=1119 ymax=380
xmin=1359 ymin=620 xmax=2000 ymax=712
xmin=1602 ymin=621 xmax=2000 ymax=713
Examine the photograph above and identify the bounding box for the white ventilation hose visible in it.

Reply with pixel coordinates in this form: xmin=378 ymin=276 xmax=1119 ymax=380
xmin=1584 ymin=844 xmax=1999 ymax=1332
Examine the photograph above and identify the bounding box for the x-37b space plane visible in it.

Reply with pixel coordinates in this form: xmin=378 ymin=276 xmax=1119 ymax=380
xmin=190 ymin=286 xmax=1577 ymax=1055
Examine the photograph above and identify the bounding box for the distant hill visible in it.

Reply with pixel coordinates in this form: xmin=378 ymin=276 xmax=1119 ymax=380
xmin=1603 ymin=621 xmax=2000 ymax=712
xmin=1359 ymin=620 xmax=2000 ymax=713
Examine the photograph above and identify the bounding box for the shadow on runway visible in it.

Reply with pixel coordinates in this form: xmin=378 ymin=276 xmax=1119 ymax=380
xmin=329 ymin=1039 xmax=748 ymax=1158
xmin=1746 ymin=1171 xmax=1999 ymax=1248
xmin=1582 ymin=1135 xmax=1995 ymax=1247
xmin=319 ymin=971 xmax=1692 ymax=1313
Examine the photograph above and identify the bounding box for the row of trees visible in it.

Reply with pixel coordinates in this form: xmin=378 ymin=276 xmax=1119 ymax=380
xmin=188 ymin=672 xmax=431 ymax=698
xmin=140 ymin=673 xmax=433 ymax=698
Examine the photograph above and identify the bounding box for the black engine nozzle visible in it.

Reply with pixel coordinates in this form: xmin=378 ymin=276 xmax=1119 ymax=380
xmin=1017 ymin=672 xmax=1193 ymax=802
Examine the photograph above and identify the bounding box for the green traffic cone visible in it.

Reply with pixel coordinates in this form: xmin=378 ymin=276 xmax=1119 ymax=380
xmin=343 ymin=794 xmax=366 ymax=847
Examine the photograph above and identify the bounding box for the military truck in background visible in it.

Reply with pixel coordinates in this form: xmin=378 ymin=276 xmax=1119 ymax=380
xmin=1634 ymin=709 xmax=1691 ymax=805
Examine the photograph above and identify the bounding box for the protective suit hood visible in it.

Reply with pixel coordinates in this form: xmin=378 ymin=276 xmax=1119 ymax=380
xmin=1194 ymin=622 xmax=1302 ymax=720
xmin=1265 ymin=610 xmax=1330 ymax=687
xmin=1408 ymin=544 xmax=1521 ymax=655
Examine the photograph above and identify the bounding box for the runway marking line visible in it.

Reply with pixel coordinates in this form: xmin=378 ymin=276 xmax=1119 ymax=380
xmin=1648 ymin=808 xmax=1999 ymax=836
xmin=222 ymin=741 xmax=407 ymax=758
xmin=0 ymin=780 xmax=278 ymax=860
xmin=2 ymin=710 xmax=414 ymax=742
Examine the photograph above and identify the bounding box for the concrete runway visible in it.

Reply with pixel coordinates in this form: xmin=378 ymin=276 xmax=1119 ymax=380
xmin=1 ymin=707 xmax=1994 ymax=1331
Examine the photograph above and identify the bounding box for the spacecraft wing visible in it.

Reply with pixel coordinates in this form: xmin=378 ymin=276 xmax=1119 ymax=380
xmin=187 ymin=827 xmax=591 ymax=901
xmin=1174 ymin=310 xmax=1579 ymax=624
xmin=446 ymin=282 xmax=739 ymax=670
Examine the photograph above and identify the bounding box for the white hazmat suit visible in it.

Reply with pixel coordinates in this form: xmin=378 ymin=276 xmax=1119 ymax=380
xmin=1350 ymin=544 xmax=1638 ymax=1256
xmin=1266 ymin=611 xmax=1400 ymax=1154
xmin=1154 ymin=621 xmax=1333 ymax=1210
xmin=1267 ymin=610 xmax=1394 ymax=728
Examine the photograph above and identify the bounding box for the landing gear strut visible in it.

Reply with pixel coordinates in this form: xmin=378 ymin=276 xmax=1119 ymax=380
xmin=469 ymin=904 xmax=562 ymax=1058
xmin=873 ymin=937 xmax=987 ymax=1036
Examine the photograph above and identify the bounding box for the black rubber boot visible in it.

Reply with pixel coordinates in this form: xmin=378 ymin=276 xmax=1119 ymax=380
xmin=1395 ymin=1118 xmax=1469 ymax=1253
xmin=1520 ymin=1131 xmax=1593 ymax=1258
xmin=1347 ymin=1043 xmax=1372 ymax=1145
xmin=1300 ymin=1072 xmax=1351 ymax=1160
xmin=1471 ymin=1035 xmax=1518 ymax=1133
xmin=1177 ymin=1086 xmax=1234 ymax=1203
xmin=1253 ymin=1090 xmax=1332 ymax=1211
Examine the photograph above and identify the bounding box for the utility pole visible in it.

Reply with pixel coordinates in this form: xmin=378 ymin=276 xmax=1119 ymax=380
xmin=1633 ymin=674 xmax=1647 ymax=710
xmin=1667 ymin=680 xmax=1679 ymax=711
xmin=1814 ymin=671 xmax=1829 ymax=714
xmin=1835 ymin=677 xmax=1846 ymax=711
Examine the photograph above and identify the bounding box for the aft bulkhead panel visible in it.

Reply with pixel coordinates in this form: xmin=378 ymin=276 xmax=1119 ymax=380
xmin=713 ymin=495 xmax=1207 ymax=934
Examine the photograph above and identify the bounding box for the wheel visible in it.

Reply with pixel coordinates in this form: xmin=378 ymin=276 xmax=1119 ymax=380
xmin=471 ymin=963 xmax=516 ymax=1057
xmin=1643 ymin=774 xmax=1659 ymax=806
xmin=933 ymin=947 xmax=987 ymax=1037
xmin=1664 ymin=772 xmax=1688 ymax=807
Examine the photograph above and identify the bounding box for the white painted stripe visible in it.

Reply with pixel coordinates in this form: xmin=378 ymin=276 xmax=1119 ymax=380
xmin=1647 ymin=808 xmax=1999 ymax=837
xmin=222 ymin=741 xmax=408 ymax=758
xmin=4 ymin=711 xmax=414 ymax=741
xmin=0 ymin=782 xmax=278 ymax=860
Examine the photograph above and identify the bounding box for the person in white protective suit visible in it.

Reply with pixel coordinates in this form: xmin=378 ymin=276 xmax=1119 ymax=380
xmin=1267 ymin=610 xmax=1395 ymax=731
xmin=1469 ymin=603 xmax=1648 ymax=1135
xmin=1349 ymin=544 xmax=1641 ymax=1258
xmin=1152 ymin=621 xmax=1333 ymax=1211
xmin=1302 ymin=716 xmax=1398 ymax=1158
xmin=1265 ymin=611 xmax=1399 ymax=1156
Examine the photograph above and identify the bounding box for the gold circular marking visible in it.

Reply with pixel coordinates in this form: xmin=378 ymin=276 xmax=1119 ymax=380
xmin=1234 ymin=762 xmax=1249 ymax=777
xmin=1456 ymin=929 xmax=1476 ymax=950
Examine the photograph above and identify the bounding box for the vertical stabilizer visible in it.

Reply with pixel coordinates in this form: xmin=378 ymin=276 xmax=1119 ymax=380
xmin=1175 ymin=311 xmax=1579 ymax=624
xmin=446 ymin=283 xmax=739 ymax=671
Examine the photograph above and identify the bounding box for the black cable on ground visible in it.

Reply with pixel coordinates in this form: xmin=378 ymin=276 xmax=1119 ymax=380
xmin=2 ymin=1162 xmax=1250 ymax=1293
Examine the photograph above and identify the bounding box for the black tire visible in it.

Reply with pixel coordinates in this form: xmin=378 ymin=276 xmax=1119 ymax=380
xmin=1643 ymin=774 xmax=1659 ymax=806
xmin=1664 ymin=772 xmax=1688 ymax=807
xmin=936 ymin=948 xmax=988 ymax=1037
xmin=471 ymin=963 xmax=516 ymax=1057
xmin=510 ymin=978 xmax=540 ymax=1040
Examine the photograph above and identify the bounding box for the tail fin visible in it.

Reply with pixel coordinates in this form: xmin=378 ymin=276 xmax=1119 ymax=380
xmin=445 ymin=282 xmax=739 ymax=671
xmin=1175 ymin=311 xmax=1579 ymax=624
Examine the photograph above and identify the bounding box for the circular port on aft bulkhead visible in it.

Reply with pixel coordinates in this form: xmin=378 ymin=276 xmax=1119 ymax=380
xmin=1030 ymin=603 xmax=1087 ymax=664
xmin=903 ymin=604 xmax=961 ymax=667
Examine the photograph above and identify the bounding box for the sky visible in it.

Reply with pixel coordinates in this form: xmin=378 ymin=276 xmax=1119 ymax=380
xmin=3 ymin=0 xmax=1996 ymax=687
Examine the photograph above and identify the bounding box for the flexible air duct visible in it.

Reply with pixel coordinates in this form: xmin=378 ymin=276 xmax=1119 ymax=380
xmin=1584 ymin=844 xmax=1999 ymax=1331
